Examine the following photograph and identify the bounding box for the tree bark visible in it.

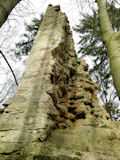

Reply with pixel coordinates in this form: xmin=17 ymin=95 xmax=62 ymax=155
xmin=0 ymin=0 xmax=21 ymax=27
xmin=97 ymin=0 xmax=120 ymax=98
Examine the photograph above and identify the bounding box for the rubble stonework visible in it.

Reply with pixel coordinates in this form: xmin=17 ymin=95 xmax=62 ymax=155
xmin=0 ymin=5 xmax=120 ymax=160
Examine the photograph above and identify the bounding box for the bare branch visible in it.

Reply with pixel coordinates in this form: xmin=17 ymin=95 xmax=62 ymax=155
xmin=0 ymin=50 xmax=18 ymax=86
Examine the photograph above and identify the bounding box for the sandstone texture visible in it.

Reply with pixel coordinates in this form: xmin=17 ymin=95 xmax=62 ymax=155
xmin=0 ymin=5 xmax=120 ymax=160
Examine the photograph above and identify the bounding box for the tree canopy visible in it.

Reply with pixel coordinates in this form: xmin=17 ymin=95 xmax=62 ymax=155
xmin=14 ymin=14 xmax=43 ymax=58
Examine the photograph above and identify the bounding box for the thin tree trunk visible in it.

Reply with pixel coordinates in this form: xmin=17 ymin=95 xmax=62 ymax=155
xmin=0 ymin=0 xmax=21 ymax=27
xmin=97 ymin=0 xmax=120 ymax=98
xmin=0 ymin=50 xmax=18 ymax=86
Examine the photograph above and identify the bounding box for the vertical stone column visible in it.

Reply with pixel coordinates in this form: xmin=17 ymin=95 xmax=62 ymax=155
xmin=0 ymin=5 xmax=68 ymax=142
xmin=0 ymin=5 xmax=66 ymax=150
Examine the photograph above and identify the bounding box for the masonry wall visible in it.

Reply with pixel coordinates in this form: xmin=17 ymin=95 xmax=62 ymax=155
xmin=0 ymin=5 xmax=120 ymax=160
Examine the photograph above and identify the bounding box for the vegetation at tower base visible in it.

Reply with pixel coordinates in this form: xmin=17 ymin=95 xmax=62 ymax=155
xmin=0 ymin=5 xmax=120 ymax=160
xmin=74 ymin=1 xmax=120 ymax=120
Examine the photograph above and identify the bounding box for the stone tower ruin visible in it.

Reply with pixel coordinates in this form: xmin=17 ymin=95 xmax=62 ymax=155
xmin=0 ymin=5 xmax=120 ymax=160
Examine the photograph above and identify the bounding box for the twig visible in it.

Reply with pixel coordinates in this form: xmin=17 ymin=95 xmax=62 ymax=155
xmin=0 ymin=50 xmax=18 ymax=86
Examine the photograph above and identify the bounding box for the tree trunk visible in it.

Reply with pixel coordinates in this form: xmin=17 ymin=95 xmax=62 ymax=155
xmin=0 ymin=0 xmax=21 ymax=27
xmin=97 ymin=0 xmax=120 ymax=98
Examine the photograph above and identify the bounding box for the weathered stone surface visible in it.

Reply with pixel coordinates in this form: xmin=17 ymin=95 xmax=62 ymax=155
xmin=0 ymin=5 xmax=120 ymax=160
